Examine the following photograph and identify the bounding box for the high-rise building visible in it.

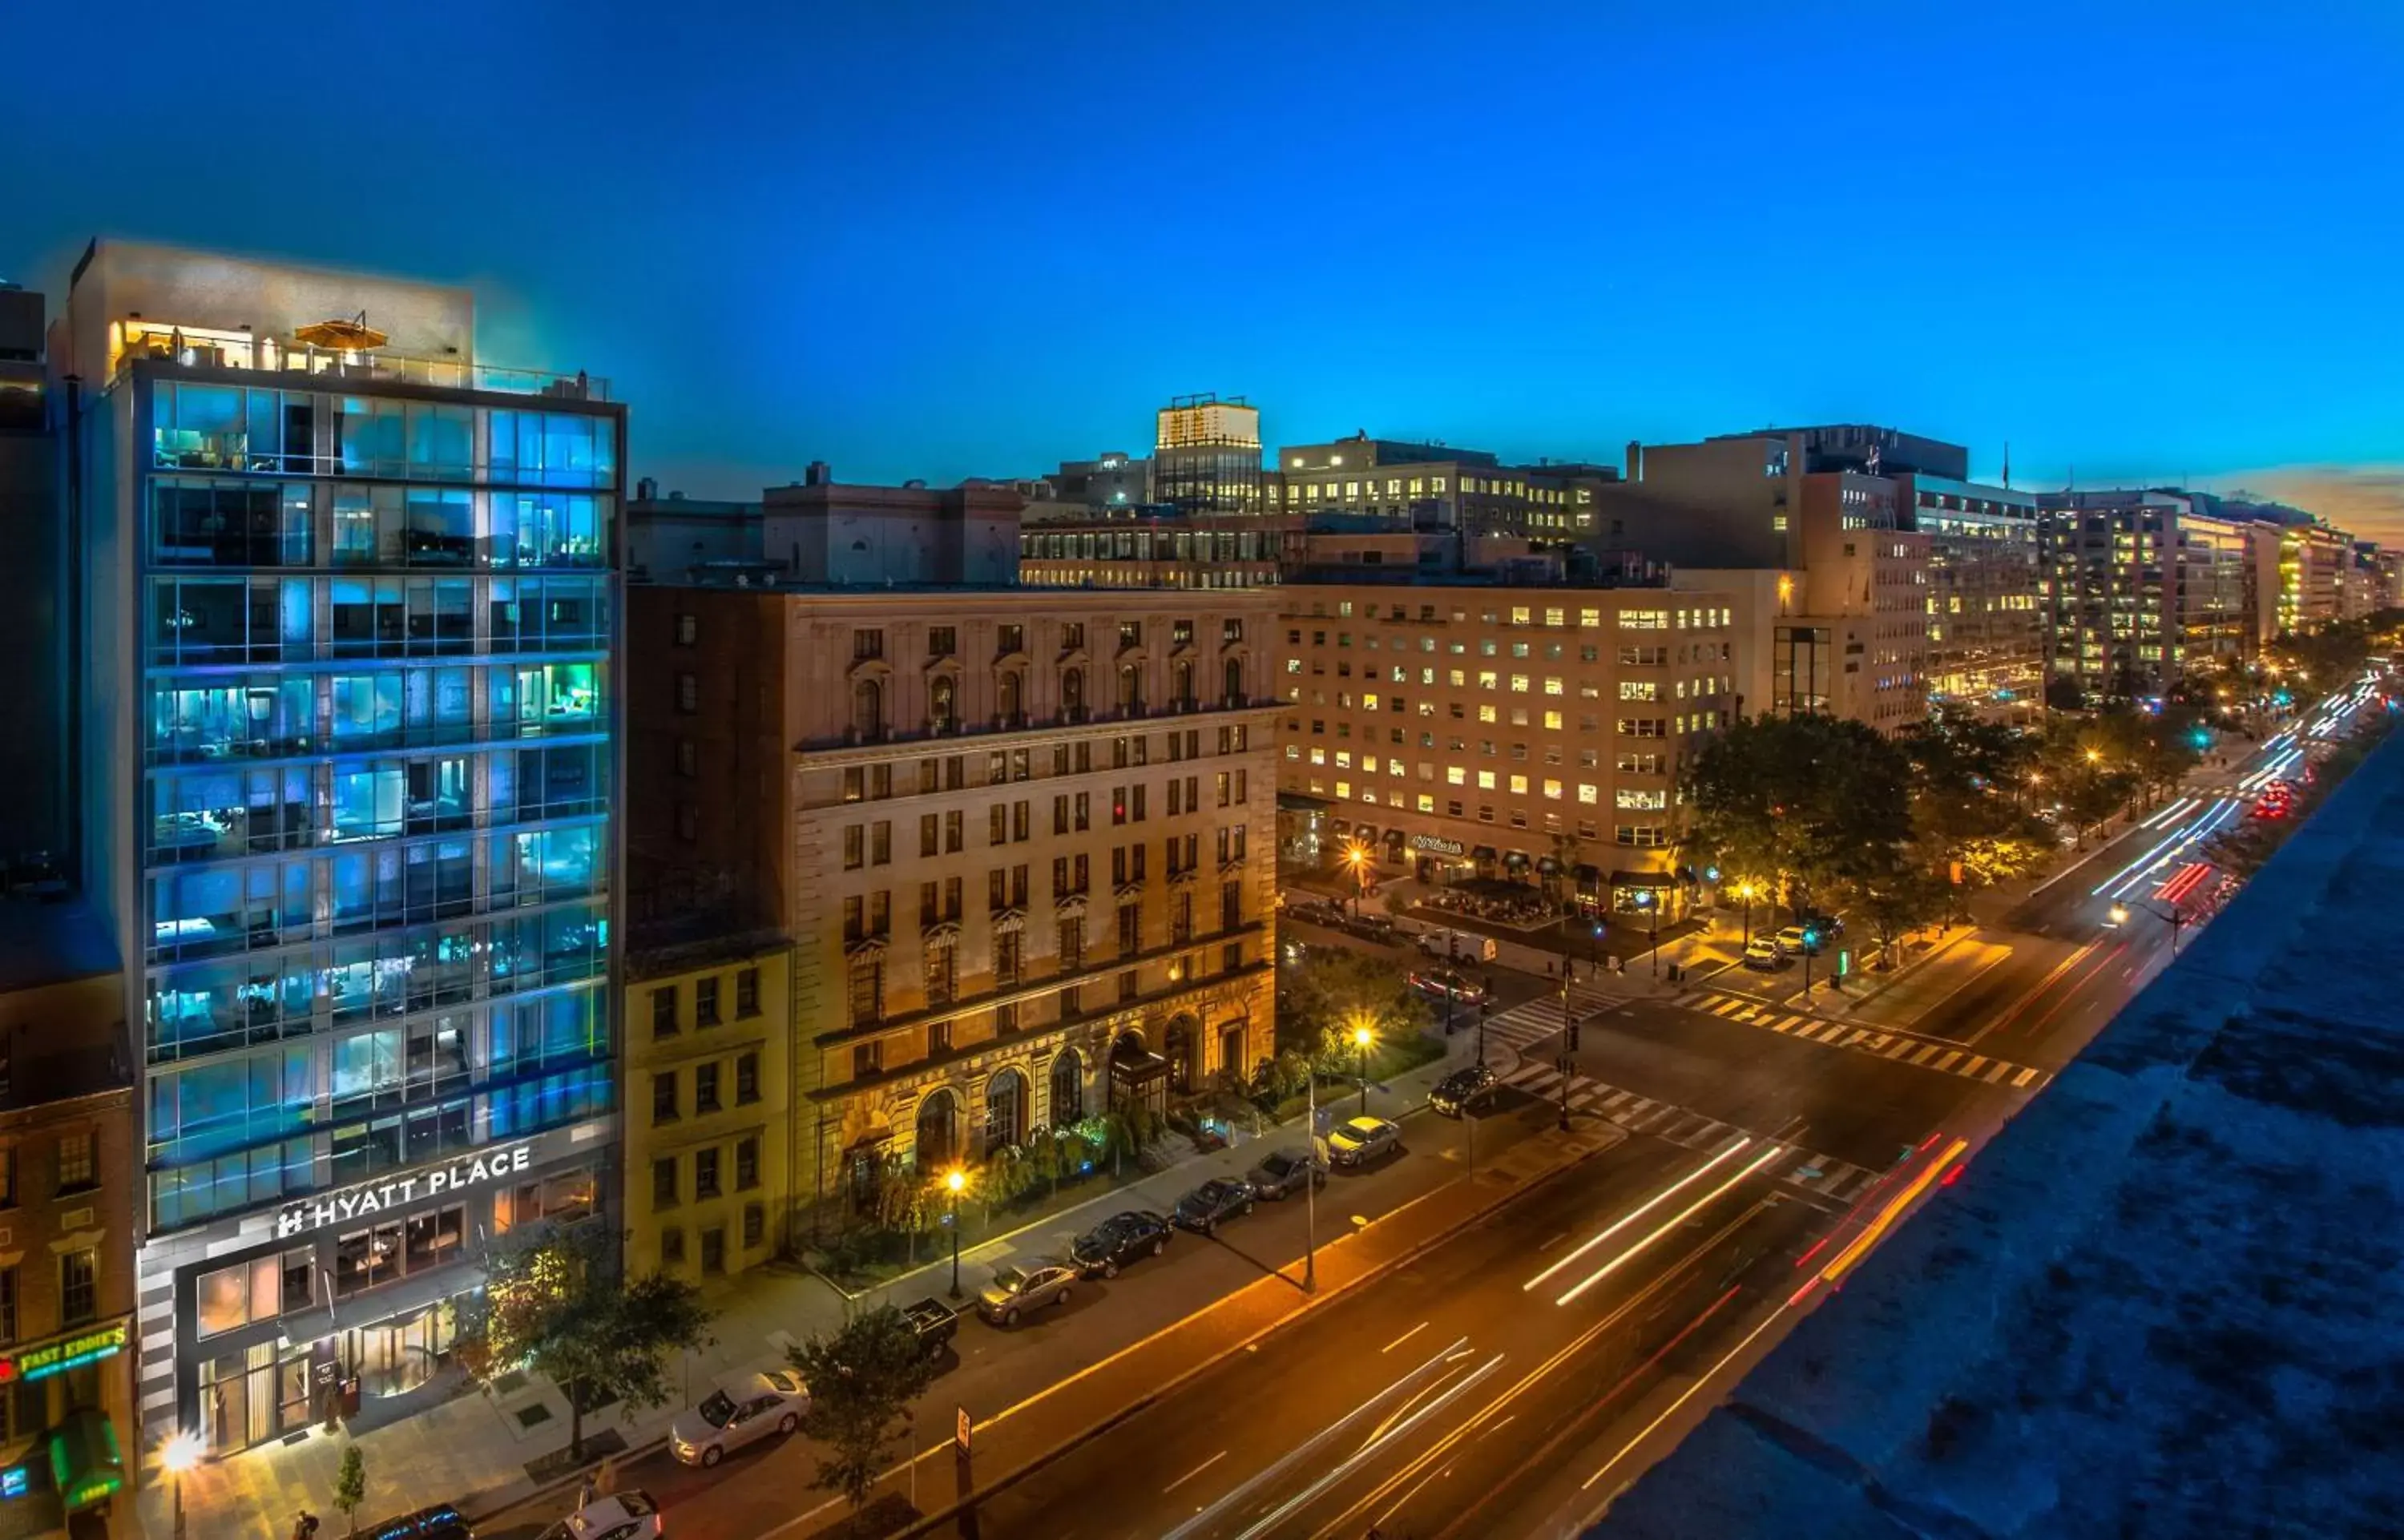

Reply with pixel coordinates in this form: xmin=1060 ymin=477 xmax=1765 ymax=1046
xmin=52 ymin=240 xmax=625 ymax=1461
xmin=625 ymin=481 xmax=1280 ymax=1232
xmin=1894 ymin=474 xmax=2043 ymax=716
xmin=1152 ymin=394 xmax=1264 ymax=516
xmin=2278 ymin=522 xmax=2352 ymax=634
xmin=0 ymin=283 xmax=66 ymax=864
xmin=2038 ymin=490 xmax=2269 ymax=701
xmin=1611 ymin=429 xmax=1934 ymax=734
xmin=1276 ymin=434 xmax=1609 ymax=537
xmin=1274 ymin=564 xmax=1735 ymax=917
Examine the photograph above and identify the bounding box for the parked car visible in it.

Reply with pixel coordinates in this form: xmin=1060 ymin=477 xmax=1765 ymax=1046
xmin=670 ymin=1369 xmax=809 ymax=1467
xmin=1172 ymin=1177 xmax=1257 ymax=1235
xmin=1774 ymin=925 xmax=1820 ymax=955
xmin=902 ymin=1296 xmax=959 ymax=1359
xmin=1071 ymin=1209 xmax=1173 ymax=1278
xmin=1407 ymin=967 xmax=1487 ymax=1006
xmin=1743 ymin=935 xmax=1788 ymax=970
xmin=538 ymin=1490 xmax=662 ymax=1540
xmin=976 ymin=1257 xmax=1079 ymax=1326
xmin=1324 ymin=1115 xmax=1404 ymax=1168
xmin=366 ymin=1505 xmax=474 ymax=1540
xmin=1245 ymin=1147 xmax=1327 ymax=1199
xmin=1428 ymin=1063 xmax=1498 ymax=1118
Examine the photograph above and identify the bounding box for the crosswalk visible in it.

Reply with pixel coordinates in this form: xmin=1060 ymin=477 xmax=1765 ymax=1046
xmin=1669 ymin=989 xmax=2054 ymax=1091
xmin=1471 ymin=990 xmax=1884 ymax=1205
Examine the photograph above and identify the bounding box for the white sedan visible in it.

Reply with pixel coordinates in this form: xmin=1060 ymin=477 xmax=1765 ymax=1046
xmin=668 ymin=1369 xmax=809 ymax=1466
xmin=540 ymin=1489 xmax=663 ymax=1540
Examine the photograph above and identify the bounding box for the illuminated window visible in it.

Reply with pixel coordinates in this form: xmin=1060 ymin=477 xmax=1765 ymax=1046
xmin=1543 ymin=677 xmax=1564 ymax=695
xmin=1309 ymin=748 xmax=1325 ymax=765
xmin=1578 ymin=783 xmax=1599 ymax=804
xmin=1447 ymin=767 xmax=1466 ymax=785
xmin=1476 ymin=770 xmax=1496 ymax=790
xmin=1616 ymin=788 xmax=1668 ymax=810
xmin=1509 ymin=775 xmax=1529 ymax=796
xmin=1542 ymin=780 xmax=1563 ymax=800
xmin=1543 ymin=710 xmax=1564 ymax=729
xmin=1478 ymin=704 xmax=1498 ymax=723
xmin=1510 ymin=675 xmax=1530 ymax=693
xmin=1335 ymin=780 xmax=1351 ymax=798
xmin=1511 ymin=607 xmax=1532 ymax=625
xmin=1478 ymin=670 xmax=1498 ymax=690
xmin=1417 ymin=794 xmax=1435 ymax=812
xmin=1621 ymin=680 xmax=1657 ymax=701
xmin=1544 ymin=608 xmax=1566 ymax=627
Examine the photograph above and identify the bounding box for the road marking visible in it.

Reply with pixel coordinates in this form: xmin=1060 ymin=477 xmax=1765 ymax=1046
xmin=2011 ymin=1066 xmax=2039 ymax=1088
xmin=1935 ymin=1051 xmax=1963 ymax=1071
xmin=1538 ymin=1232 xmax=1571 ymax=1252
xmin=1909 ymin=1044 xmax=1942 ymax=1065
xmin=1962 ymin=1055 xmax=1987 ymax=1076
xmin=1164 ymin=1449 xmax=1227 ymax=1494
xmin=1382 ymin=1320 xmax=1430 ymax=1355
xmin=1982 ymin=1062 xmax=2015 ymax=1083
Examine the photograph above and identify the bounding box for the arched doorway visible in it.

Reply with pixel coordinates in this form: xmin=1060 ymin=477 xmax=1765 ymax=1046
xmin=1050 ymin=1048 xmax=1084 ymax=1124
xmin=1061 ymin=666 xmax=1085 ymax=721
xmin=1224 ymin=655 xmax=1244 ymax=706
xmin=1163 ymin=1014 xmax=1200 ymax=1095
xmin=928 ymin=675 xmax=958 ymax=733
xmin=914 ymin=1088 xmax=958 ymax=1172
xmin=1108 ymin=1030 xmax=1168 ymax=1117
xmin=852 ymin=678 xmax=883 ymax=741
xmin=1171 ymin=659 xmax=1195 ymax=708
xmin=984 ymin=1069 xmax=1027 ymax=1151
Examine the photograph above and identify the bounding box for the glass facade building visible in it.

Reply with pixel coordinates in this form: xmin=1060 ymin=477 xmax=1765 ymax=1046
xmin=60 ymin=244 xmax=624 ymax=1462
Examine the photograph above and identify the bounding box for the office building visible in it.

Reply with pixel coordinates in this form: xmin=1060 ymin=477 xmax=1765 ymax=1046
xmin=2038 ymin=490 xmax=2266 ymax=701
xmin=1047 ymin=453 xmax=1151 ymax=511
xmin=625 ymin=480 xmax=1280 ymax=1232
xmin=626 ymin=478 xmax=763 ymax=583
xmin=0 ymin=902 xmax=138 ymax=1538
xmin=1604 ymin=428 xmax=1938 ymax=734
xmin=1275 ymin=564 xmax=1736 ymax=915
xmin=1277 ymin=434 xmax=1608 ymax=537
xmin=2279 ymin=522 xmax=2352 ymax=634
xmin=0 ymin=284 xmax=65 ymax=865
xmin=1018 ymin=511 xmax=1302 ymax=589
xmin=52 ymin=240 xmax=625 ymax=1461
xmin=1152 ymin=394 xmax=1265 ymax=516
xmin=620 ymin=934 xmax=792 ymax=1282
xmin=1895 ymin=474 xmax=2043 ymax=715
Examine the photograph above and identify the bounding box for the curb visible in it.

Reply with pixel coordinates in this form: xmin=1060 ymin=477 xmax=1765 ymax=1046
xmin=887 ymin=1124 xmax=1628 ymax=1540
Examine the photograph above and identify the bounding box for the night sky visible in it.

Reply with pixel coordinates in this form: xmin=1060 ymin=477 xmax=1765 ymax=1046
xmin=6 ymin=1 xmax=2398 ymax=527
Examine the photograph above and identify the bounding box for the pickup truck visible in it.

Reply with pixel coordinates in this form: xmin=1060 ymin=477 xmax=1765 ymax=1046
xmin=902 ymin=1297 xmax=958 ymax=1359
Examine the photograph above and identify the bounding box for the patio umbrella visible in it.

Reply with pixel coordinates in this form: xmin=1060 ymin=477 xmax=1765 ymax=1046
xmin=293 ymin=312 xmax=388 ymax=350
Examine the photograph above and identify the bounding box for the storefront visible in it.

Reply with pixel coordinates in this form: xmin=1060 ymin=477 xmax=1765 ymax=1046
xmin=0 ymin=1320 xmax=134 ymax=1539
xmin=1409 ymin=832 xmax=1469 ymax=884
xmin=170 ymin=1125 xmax=608 ymax=1455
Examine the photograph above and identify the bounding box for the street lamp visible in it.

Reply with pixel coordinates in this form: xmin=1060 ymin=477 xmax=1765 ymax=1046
xmin=1341 ymin=841 xmax=1372 ymax=917
xmin=1732 ymin=880 xmax=1759 ymax=945
xmin=2107 ymin=900 xmax=2184 ymax=953
xmin=943 ymin=1167 xmax=967 ymax=1300
xmin=163 ymin=1429 xmax=203 ymax=1540
xmin=1351 ymin=1023 xmax=1374 ymax=1115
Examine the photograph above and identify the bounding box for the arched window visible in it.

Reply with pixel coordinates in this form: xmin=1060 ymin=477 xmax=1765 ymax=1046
xmin=1117 ymin=663 xmax=1144 ymax=716
xmin=852 ymin=678 xmax=883 ymax=741
xmin=997 ymin=669 xmax=1023 ymax=725
xmin=1050 ymin=1049 xmax=1083 ymax=1124
xmin=1224 ymin=655 xmax=1244 ymax=706
xmin=984 ymin=1069 xmax=1027 ymax=1151
xmin=929 ymin=675 xmax=957 ymax=734
xmin=914 ymin=1089 xmax=958 ymax=1172
xmin=1171 ymin=660 xmax=1195 ymax=708
xmin=1061 ymin=667 xmax=1085 ymax=720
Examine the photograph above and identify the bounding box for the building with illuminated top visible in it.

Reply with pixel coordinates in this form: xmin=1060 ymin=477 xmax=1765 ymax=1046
xmin=50 ymin=241 xmax=625 ymax=1462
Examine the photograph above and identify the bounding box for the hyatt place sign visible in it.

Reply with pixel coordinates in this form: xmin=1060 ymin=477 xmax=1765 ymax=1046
xmin=277 ymin=1144 xmax=535 ymax=1239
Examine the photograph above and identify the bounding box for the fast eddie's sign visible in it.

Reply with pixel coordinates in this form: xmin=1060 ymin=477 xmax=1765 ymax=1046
xmin=277 ymin=1143 xmax=536 ymax=1238
xmin=1410 ymin=833 xmax=1466 ymax=857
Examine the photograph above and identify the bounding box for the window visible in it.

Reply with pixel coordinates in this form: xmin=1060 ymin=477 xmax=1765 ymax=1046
xmin=676 ymin=672 xmax=698 ymax=713
xmin=696 ymin=976 xmax=721 ymax=1027
xmin=929 ymin=626 xmax=957 ymax=659
xmin=736 ymin=967 xmax=760 ymax=1018
xmin=651 ymin=986 xmax=678 ymax=1038
xmin=676 ymin=612 xmax=698 ymax=647
xmin=652 ymin=1156 xmax=678 ymax=1211
xmin=60 ymin=1251 xmax=96 ymax=1326
xmin=695 ymin=1147 xmax=722 ymax=1199
xmin=853 ymin=1038 xmax=883 ymax=1078
xmin=651 ymin=1070 xmax=678 ymax=1125
xmin=660 ymin=1226 xmax=685 ymax=1264
xmin=736 ymin=1050 xmax=760 ymax=1105
xmin=701 ymin=1228 xmax=727 ymax=1275
xmin=998 ymin=623 xmax=1024 ymax=655
xmin=744 ymin=1203 xmax=765 ymax=1249
xmin=54 ymin=1131 xmax=95 ymax=1194
xmin=696 ymin=1062 xmax=722 ymax=1115
xmin=853 ymin=627 xmax=885 ymax=660
xmin=736 ymin=1135 xmax=760 ymax=1191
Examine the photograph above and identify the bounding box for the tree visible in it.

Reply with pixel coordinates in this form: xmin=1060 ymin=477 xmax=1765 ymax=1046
xmin=333 ymin=1443 xmax=367 ymax=1538
xmin=1681 ymin=715 xmax=1914 ymax=925
xmin=2043 ymin=674 xmax=2087 ymax=715
xmin=791 ymin=1304 xmax=942 ymax=1511
xmin=1849 ymin=862 xmax=1953 ymax=966
xmin=1276 ymin=948 xmax=1430 ymax=1065
xmin=453 ymin=1221 xmax=716 ymax=1463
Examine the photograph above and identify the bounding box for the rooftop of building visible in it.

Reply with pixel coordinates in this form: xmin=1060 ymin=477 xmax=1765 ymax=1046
xmin=625 ymin=925 xmax=794 ymax=982
xmin=1598 ymin=721 xmax=2404 ymax=1539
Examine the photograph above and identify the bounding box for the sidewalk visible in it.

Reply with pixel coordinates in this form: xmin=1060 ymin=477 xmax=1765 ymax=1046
xmin=145 ymin=1044 xmax=1474 ymax=1540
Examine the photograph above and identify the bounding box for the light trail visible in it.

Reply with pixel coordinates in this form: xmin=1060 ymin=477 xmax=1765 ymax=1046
xmin=2101 ymin=798 xmax=2234 ymax=900
xmin=1555 ymin=1146 xmax=1786 ymax=1306
xmin=1521 ymin=1139 xmax=1753 ymax=1293
xmin=1820 ymin=1138 xmax=1970 ymax=1286
xmin=2138 ymin=795 xmax=2197 ymax=831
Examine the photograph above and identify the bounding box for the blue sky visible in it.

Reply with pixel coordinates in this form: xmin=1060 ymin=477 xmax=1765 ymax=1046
xmin=6 ymin=1 xmax=2398 ymax=518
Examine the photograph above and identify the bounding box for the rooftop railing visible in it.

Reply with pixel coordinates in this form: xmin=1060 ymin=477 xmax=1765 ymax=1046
xmin=118 ymin=330 xmax=609 ymax=401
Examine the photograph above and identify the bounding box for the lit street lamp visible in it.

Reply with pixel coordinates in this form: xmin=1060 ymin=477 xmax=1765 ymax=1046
xmin=1341 ymin=840 xmax=1372 ymax=918
xmin=163 ymin=1429 xmax=203 ymax=1540
xmin=2107 ymin=899 xmax=2184 ymax=953
xmin=1351 ymin=1022 xmax=1374 ymax=1115
xmin=1732 ymin=879 xmax=1760 ymax=945
xmin=1634 ymin=889 xmax=1660 ymax=978
xmin=944 ymin=1167 xmax=968 ymax=1299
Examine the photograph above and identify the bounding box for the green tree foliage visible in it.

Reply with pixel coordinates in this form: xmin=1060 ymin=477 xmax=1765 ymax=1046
xmin=1276 ymin=949 xmax=1431 ymax=1066
xmin=333 ymin=1443 xmax=367 ymax=1538
xmin=790 ymin=1304 xmax=943 ymax=1510
xmin=1898 ymin=714 xmax=2055 ymax=904
xmin=1680 ymin=714 xmax=1914 ymax=922
xmin=452 ymin=1221 xmax=716 ymax=1461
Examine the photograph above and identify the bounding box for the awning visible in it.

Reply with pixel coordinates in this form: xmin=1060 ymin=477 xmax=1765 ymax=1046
xmin=46 ymin=1408 xmax=123 ymax=1513
xmin=1109 ymin=1050 xmax=1170 ymax=1085
xmin=1536 ymin=856 xmax=1562 ymax=875
xmin=1278 ymin=791 xmax=1333 ymax=812
xmin=1572 ymin=863 xmax=1603 ymax=882
xmin=1610 ymin=869 xmax=1676 ymax=889
xmin=1470 ymin=845 xmax=1498 ymax=861
xmin=1502 ymin=851 xmax=1531 ymax=869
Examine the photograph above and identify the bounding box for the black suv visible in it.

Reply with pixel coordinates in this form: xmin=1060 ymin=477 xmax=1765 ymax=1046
xmin=1070 ymin=1209 xmax=1173 ymax=1278
xmin=1429 ymin=1062 xmax=1498 ymax=1118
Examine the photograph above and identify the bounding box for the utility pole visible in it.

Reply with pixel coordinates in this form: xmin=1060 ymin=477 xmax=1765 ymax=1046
xmin=1303 ymin=1064 xmax=1318 ymax=1292
xmin=1557 ymin=970 xmax=1574 ymax=1132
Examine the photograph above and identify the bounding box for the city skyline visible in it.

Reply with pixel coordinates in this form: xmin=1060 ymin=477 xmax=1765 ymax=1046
xmin=6 ymin=1 xmax=2400 ymax=516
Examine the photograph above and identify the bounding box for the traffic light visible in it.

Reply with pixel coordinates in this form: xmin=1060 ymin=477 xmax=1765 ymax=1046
xmin=1801 ymin=927 xmax=1821 ymax=954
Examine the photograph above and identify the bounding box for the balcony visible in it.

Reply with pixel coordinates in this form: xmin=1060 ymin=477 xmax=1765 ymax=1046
xmin=121 ymin=325 xmax=610 ymax=401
